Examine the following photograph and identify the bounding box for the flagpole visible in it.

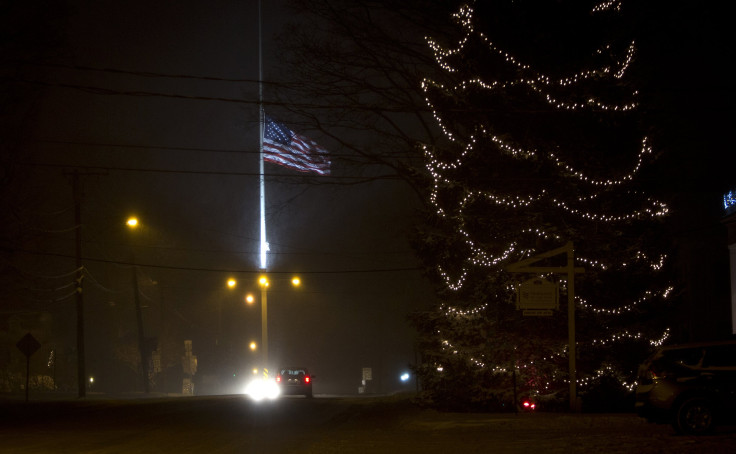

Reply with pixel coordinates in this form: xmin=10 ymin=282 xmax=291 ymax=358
xmin=258 ymin=0 xmax=267 ymax=272
xmin=257 ymin=0 xmax=269 ymax=375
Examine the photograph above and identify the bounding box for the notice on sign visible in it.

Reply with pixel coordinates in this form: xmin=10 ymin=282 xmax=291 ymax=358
xmin=517 ymin=278 xmax=559 ymax=311
xmin=523 ymin=309 xmax=554 ymax=316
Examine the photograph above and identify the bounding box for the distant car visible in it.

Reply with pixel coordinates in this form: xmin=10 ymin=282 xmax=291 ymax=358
xmin=635 ymin=340 xmax=736 ymax=434
xmin=275 ymin=367 xmax=313 ymax=397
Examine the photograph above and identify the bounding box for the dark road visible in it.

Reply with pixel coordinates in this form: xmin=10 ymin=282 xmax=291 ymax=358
xmin=2 ymin=395 xmax=347 ymax=453
xmin=2 ymin=394 xmax=736 ymax=453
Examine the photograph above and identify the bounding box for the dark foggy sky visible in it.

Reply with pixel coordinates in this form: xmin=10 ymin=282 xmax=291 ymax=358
xmin=22 ymin=0 xmax=431 ymax=394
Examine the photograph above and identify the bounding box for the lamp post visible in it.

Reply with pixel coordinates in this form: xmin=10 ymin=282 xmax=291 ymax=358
xmin=126 ymin=216 xmax=150 ymax=394
xmin=223 ymin=278 xmax=238 ymax=345
xmin=258 ymin=276 xmax=269 ymax=374
xmin=253 ymin=275 xmax=301 ymax=377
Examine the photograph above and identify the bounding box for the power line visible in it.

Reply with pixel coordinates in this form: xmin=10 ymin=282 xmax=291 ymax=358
xmin=9 ymin=76 xmax=426 ymax=114
xmin=37 ymin=139 xmax=254 ymax=156
xmin=10 ymin=248 xmax=423 ymax=275
xmin=34 ymin=138 xmax=418 ymax=162
xmin=17 ymin=60 xmax=282 ymax=85
xmin=16 ymin=160 xmax=403 ymax=184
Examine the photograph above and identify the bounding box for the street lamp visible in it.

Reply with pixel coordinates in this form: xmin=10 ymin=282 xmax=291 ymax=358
xmin=126 ymin=216 xmax=149 ymax=394
xmin=250 ymin=341 xmax=257 ymax=351
xmin=255 ymin=275 xmax=300 ymax=377
xmin=258 ymin=275 xmax=269 ymax=374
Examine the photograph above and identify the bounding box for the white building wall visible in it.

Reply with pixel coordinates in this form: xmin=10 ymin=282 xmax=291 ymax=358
xmin=731 ymin=244 xmax=736 ymax=335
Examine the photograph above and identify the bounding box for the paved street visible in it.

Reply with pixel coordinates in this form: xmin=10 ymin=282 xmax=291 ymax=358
xmin=2 ymin=395 xmax=735 ymax=453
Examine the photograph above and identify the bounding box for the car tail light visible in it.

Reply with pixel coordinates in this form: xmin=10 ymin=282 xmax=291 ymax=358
xmin=648 ymin=367 xmax=668 ymax=380
xmin=275 ymin=375 xmax=282 ymax=383
xmin=304 ymin=376 xmax=311 ymax=384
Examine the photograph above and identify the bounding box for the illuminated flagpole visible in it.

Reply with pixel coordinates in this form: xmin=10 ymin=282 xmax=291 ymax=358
xmin=258 ymin=0 xmax=267 ymax=271
xmin=257 ymin=0 xmax=270 ymax=375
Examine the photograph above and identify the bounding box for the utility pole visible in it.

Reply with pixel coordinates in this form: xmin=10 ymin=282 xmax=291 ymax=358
xmin=71 ymin=170 xmax=86 ymax=398
xmin=132 ymin=268 xmax=149 ymax=393
xmin=67 ymin=169 xmax=105 ymax=398
xmin=126 ymin=216 xmax=150 ymax=394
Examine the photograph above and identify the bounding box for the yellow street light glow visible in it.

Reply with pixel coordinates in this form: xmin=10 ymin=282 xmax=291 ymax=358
xmin=227 ymin=278 xmax=237 ymax=289
xmin=291 ymin=277 xmax=301 ymax=287
xmin=245 ymin=294 xmax=255 ymax=305
xmin=126 ymin=217 xmax=138 ymax=228
xmin=250 ymin=341 xmax=257 ymax=351
xmin=259 ymin=276 xmax=269 ymax=287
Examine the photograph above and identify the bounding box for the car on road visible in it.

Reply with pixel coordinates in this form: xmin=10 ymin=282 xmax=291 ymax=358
xmin=275 ymin=367 xmax=313 ymax=397
xmin=635 ymin=340 xmax=736 ymax=434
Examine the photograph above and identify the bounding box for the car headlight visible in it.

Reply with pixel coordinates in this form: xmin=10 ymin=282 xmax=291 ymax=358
xmin=244 ymin=378 xmax=280 ymax=401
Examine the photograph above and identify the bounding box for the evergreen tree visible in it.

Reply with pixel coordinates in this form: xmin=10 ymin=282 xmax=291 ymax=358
xmin=411 ymin=1 xmax=673 ymax=411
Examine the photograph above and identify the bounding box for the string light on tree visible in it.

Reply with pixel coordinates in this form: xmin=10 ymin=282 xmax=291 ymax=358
xmin=412 ymin=1 xmax=675 ymax=404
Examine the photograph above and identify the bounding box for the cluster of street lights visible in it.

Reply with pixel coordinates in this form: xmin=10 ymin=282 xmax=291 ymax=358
xmin=226 ymin=274 xmax=301 ymax=378
xmin=125 ymin=215 xmax=301 ymax=388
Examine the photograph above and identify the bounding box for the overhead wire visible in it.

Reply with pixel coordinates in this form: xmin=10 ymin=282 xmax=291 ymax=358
xmin=10 ymin=247 xmax=422 ymax=275
xmin=82 ymin=266 xmax=119 ymax=295
xmin=6 ymin=62 xmax=427 ymax=299
xmin=16 ymin=60 xmax=284 ymax=85
xmin=15 ymin=161 xmax=403 ymax=185
xmin=8 ymin=75 xmax=429 ymax=114
xmin=34 ymin=138 xmax=419 ymax=162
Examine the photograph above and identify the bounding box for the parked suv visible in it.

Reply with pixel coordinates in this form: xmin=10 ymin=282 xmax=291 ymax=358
xmin=275 ymin=367 xmax=313 ymax=397
xmin=635 ymin=340 xmax=736 ymax=434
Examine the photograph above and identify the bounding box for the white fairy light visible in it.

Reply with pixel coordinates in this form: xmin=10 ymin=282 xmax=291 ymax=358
xmin=578 ymin=287 xmax=673 ymax=314
xmin=420 ymin=2 xmax=673 ymax=393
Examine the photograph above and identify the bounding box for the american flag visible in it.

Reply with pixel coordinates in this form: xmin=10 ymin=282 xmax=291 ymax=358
xmin=263 ymin=115 xmax=331 ymax=176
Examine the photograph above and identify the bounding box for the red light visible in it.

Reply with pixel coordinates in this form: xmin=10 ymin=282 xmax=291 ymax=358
xmin=304 ymin=376 xmax=311 ymax=384
xmin=275 ymin=375 xmax=281 ymax=383
xmin=522 ymin=400 xmax=536 ymax=410
xmin=649 ymin=367 xmax=668 ymax=380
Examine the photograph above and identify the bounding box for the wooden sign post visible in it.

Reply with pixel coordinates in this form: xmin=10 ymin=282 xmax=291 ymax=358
xmin=507 ymin=242 xmax=585 ymax=412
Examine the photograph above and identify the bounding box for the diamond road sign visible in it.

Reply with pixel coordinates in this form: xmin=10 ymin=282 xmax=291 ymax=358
xmin=16 ymin=333 xmax=41 ymax=358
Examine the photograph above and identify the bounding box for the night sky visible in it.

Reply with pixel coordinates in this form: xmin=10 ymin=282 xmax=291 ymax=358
xmin=7 ymin=0 xmax=431 ymax=395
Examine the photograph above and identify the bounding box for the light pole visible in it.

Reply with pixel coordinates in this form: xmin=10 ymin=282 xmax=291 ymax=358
xmin=258 ymin=276 xmax=269 ymax=374
xmin=126 ymin=216 xmax=149 ymax=394
xmin=255 ymin=275 xmax=300 ymax=377
xmin=223 ymin=278 xmax=238 ymax=345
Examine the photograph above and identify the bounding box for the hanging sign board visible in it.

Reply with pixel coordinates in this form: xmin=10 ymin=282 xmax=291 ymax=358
xmin=516 ymin=278 xmax=559 ymax=311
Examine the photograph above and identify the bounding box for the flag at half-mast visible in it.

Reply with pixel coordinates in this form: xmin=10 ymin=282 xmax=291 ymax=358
xmin=263 ymin=115 xmax=331 ymax=176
